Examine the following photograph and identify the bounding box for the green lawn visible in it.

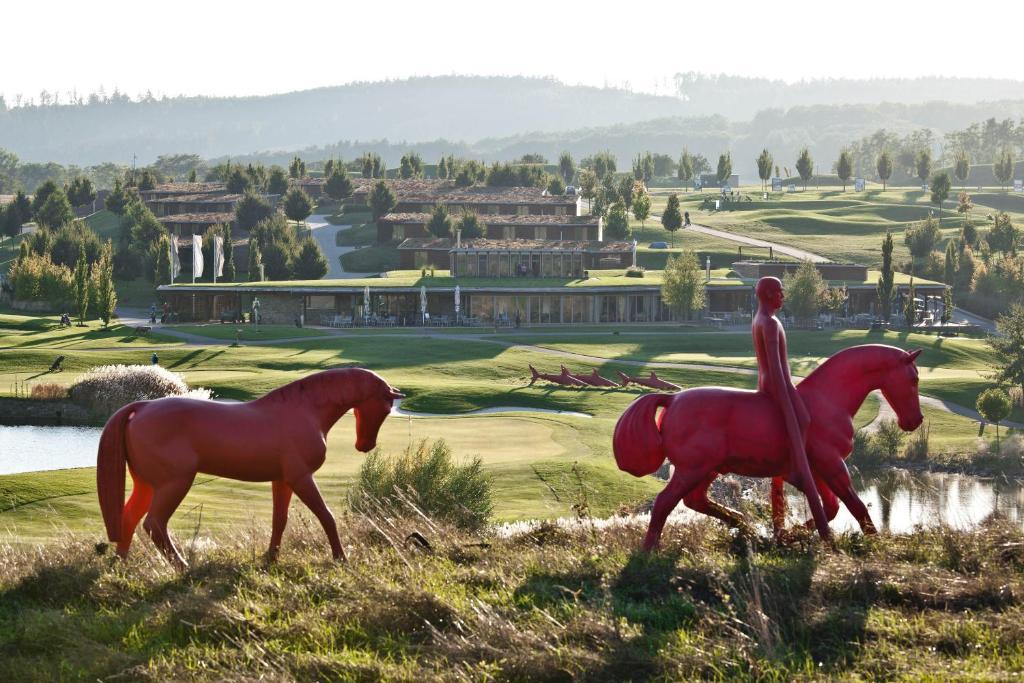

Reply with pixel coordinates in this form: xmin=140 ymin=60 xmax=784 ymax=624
xmin=165 ymin=323 xmax=330 ymax=341
xmin=83 ymin=209 xmax=121 ymax=241
xmin=340 ymin=244 xmax=399 ymax=272
xmin=0 ymin=312 xmax=180 ymax=350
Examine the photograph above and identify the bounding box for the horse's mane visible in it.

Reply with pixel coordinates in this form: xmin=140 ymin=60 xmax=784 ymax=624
xmin=802 ymin=344 xmax=907 ymax=388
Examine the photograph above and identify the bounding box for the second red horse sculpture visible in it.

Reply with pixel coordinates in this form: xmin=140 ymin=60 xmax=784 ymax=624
xmin=97 ymin=367 xmax=403 ymax=568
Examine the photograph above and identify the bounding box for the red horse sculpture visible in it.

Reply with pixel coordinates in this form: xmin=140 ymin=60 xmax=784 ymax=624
xmin=529 ymin=364 xmax=586 ymax=387
xmin=616 ymin=370 xmax=682 ymax=392
xmin=97 ymin=367 xmax=403 ymax=567
xmin=613 ymin=345 xmax=923 ymax=550
xmin=564 ymin=366 xmax=619 ymax=388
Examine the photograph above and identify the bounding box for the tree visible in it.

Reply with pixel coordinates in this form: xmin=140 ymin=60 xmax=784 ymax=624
xmin=930 ymin=172 xmax=951 ymax=223
xmin=836 ymin=149 xmax=853 ymax=191
xmin=547 ymin=176 xmax=566 ymax=196
xmin=399 ymin=152 xmax=423 ymax=179
xmin=986 ymin=211 xmax=1019 ymax=254
xmin=137 ymin=170 xmax=156 ymax=191
xmin=795 ymin=148 xmax=814 ymax=190
xmin=942 ymin=285 xmax=953 ymax=325
xmin=605 ymin=202 xmax=630 ymax=240
xmin=95 ymin=240 xmax=116 ymax=326
xmin=915 ymin=149 xmax=932 ymax=187
xmin=31 ymin=180 xmax=58 ymax=216
xmin=632 ymin=189 xmax=651 ymax=229
xmin=324 ymin=167 xmax=353 ymax=201
xmin=455 ymin=211 xmax=484 ymax=239
xmin=943 ymin=239 xmax=959 ymax=285
xmin=36 ymin=188 xmax=74 ymax=229
xmin=877 ymin=232 xmax=895 ymax=320
xmin=661 ymin=250 xmax=705 ymax=320
xmin=222 ymin=223 xmax=235 ymax=282
xmin=235 ymin=192 xmax=274 ymax=232
xmin=66 ymin=176 xmax=96 ymax=207
xmin=578 ymin=169 xmax=598 ymax=213
xmin=426 ymin=204 xmax=452 ymax=238
xmin=283 ymin=187 xmax=313 ymax=223
xmin=904 ymin=216 xmax=942 ymax=269
xmin=661 ymin=194 xmax=683 ymax=246
xmin=437 ymin=156 xmax=449 ymax=180
xmin=957 ymin=191 xmax=974 ymax=240
xmin=678 ymin=150 xmax=694 ymax=190
xmin=877 ymin=151 xmax=893 ymax=190
xmin=756 ymin=149 xmax=773 ymax=192
xmin=716 ymin=152 xmax=732 ymax=184
xmin=188 ymin=169 xmax=197 ymax=183
xmin=558 ymin=151 xmax=575 ymax=184
xmin=782 ymin=260 xmax=827 ymax=324
xmin=953 ymin=149 xmax=970 ymax=188
xmin=989 ymin=304 xmax=1024 ymax=399
xmin=105 ymin=178 xmax=130 ymax=215
xmin=12 ymin=190 xmax=31 ymax=225
xmin=994 ymin=148 xmax=1015 ymax=191
xmin=262 ymin=241 xmax=292 ymax=280
xmin=248 ymin=239 xmax=263 ymax=281
xmin=289 ymin=156 xmax=305 ymax=179
xmin=74 ymin=243 xmax=89 ymax=325
xmin=903 ymin=278 xmax=917 ymax=329
xmin=226 ymin=167 xmax=251 ymax=194
xmin=155 ymin=233 xmax=173 ymax=285
xmin=976 ymin=387 xmax=1012 ymax=451
xmin=267 ymin=167 xmax=289 ymax=195
xmin=367 ymin=180 xmax=397 ymax=222
xmin=294 ymin=238 xmax=328 ymax=280
xmin=50 ymin=221 xmax=101 ymax=268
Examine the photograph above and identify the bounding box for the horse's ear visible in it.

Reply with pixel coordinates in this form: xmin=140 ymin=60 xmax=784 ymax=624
xmin=907 ymin=349 xmax=922 ymax=362
xmin=388 ymin=389 xmax=406 ymax=400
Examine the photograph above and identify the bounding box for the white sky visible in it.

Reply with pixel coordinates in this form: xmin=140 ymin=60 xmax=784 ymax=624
xmin=5 ymin=0 xmax=1023 ymax=103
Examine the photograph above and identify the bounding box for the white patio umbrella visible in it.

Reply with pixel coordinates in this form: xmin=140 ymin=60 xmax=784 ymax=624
xmin=420 ymin=285 xmax=428 ymax=325
xmin=363 ymin=285 xmax=370 ymax=319
xmin=454 ymin=285 xmax=461 ymax=320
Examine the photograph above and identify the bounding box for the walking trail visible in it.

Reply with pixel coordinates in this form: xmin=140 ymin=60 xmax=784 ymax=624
xmin=306 ymin=214 xmax=372 ymax=279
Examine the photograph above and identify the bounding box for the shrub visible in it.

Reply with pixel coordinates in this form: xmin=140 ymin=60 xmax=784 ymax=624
xmin=903 ymin=422 xmax=930 ymax=461
xmin=350 ymin=439 xmax=492 ymax=531
xmin=69 ymin=364 xmax=211 ymax=416
xmin=625 ymin=266 xmax=645 ymax=278
xmin=29 ymin=383 xmax=67 ymax=400
xmin=874 ymin=418 xmax=905 ymax=459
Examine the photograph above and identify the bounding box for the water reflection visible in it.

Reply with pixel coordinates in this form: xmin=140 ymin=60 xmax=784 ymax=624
xmin=785 ymin=468 xmax=1024 ymax=533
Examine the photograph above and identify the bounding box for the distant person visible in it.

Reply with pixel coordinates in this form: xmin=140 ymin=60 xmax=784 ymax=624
xmin=149 ymin=303 xmax=157 ymax=324
xmin=514 ymin=310 xmax=521 ymax=328
xmin=684 ymin=211 xmax=691 ymax=227
xmin=161 ymin=302 xmax=169 ymax=324
xmin=151 ymin=352 xmax=159 ymax=365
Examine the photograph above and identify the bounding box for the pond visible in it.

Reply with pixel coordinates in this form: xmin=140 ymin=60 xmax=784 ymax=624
xmin=0 ymin=424 xmax=102 ymax=474
xmin=1 ymin=425 xmax=1022 ymax=533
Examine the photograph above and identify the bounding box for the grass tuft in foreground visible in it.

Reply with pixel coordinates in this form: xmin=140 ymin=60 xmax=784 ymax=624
xmin=1 ymin=506 xmax=1022 ymax=680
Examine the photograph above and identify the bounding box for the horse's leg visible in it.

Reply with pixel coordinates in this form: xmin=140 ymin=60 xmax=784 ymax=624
xmin=683 ymin=472 xmax=751 ymax=532
xmin=801 ymin=476 xmax=840 ymax=529
xmin=643 ymin=464 xmax=711 ymax=552
xmin=289 ymin=474 xmax=345 ymax=561
xmin=267 ymin=480 xmax=293 ymax=561
xmin=117 ymin=472 xmax=153 ymax=558
xmin=143 ymin=475 xmax=195 ymax=569
xmin=820 ymin=461 xmax=877 ymax=535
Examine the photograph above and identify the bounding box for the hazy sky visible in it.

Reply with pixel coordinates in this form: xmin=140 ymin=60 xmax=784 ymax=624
xmin=6 ymin=0 xmax=1023 ymax=103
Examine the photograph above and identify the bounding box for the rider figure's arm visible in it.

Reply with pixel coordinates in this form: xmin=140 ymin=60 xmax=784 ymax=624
xmin=762 ymin=320 xmax=809 ymax=461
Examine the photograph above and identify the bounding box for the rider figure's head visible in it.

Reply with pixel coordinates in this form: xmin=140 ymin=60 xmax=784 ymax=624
xmin=755 ymin=276 xmax=784 ymax=312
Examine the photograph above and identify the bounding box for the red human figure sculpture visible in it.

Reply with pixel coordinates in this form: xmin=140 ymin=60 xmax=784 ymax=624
xmin=616 ymin=370 xmax=682 ymax=392
xmin=529 ymin=364 xmax=587 ymax=387
xmin=566 ymin=367 xmax=619 ymax=388
xmin=613 ymin=344 xmax=923 ymax=550
xmin=96 ymin=367 xmax=403 ymax=568
xmin=750 ymin=276 xmax=830 ymax=541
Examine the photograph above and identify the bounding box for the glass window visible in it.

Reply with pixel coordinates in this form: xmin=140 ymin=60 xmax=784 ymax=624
xmin=393 ymin=225 xmax=405 ymax=240
xmin=487 ymin=253 xmax=499 ymax=277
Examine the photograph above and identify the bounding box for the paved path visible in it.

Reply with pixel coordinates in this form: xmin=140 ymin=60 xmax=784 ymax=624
xmin=306 ymin=214 xmax=373 ymax=279
xmin=953 ymin=307 xmax=997 ymax=334
xmin=686 ymin=222 xmax=831 ymax=263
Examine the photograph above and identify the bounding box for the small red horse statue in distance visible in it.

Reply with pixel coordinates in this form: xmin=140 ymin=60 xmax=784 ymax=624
xmin=613 ymin=345 xmax=924 ymax=550
xmin=97 ymin=367 xmax=404 ymax=568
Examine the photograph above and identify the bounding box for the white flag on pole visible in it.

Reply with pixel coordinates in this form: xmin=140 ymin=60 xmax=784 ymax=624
xmin=170 ymin=235 xmax=181 ymax=279
xmin=213 ymin=236 xmax=224 ymax=280
xmin=192 ymin=234 xmax=204 ymax=280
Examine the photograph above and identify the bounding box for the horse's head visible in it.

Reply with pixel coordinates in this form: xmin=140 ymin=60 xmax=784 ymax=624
xmin=352 ymin=371 xmax=404 ymax=452
xmin=879 ymin=348 xmax=924 ymax=432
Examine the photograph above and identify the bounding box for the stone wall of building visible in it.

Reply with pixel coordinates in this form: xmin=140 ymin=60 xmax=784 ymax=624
xmin=255 ymin=292 xmax=305 ymax=324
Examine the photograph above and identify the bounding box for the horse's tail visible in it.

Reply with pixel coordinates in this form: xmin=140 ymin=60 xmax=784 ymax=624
xmin=528 ymin=364 xmax=540 ymax=385
xmin=617 ymin=370 xmax=631 ymax=386
xmin=613 ymin=393 xmax=672 ymax=477
xmin=97 ymin=401 xmax=143 ymax=542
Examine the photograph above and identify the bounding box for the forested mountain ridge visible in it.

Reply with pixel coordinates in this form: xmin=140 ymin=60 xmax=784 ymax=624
xmin=5 ymin=75 xmax=1024 ymax=167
